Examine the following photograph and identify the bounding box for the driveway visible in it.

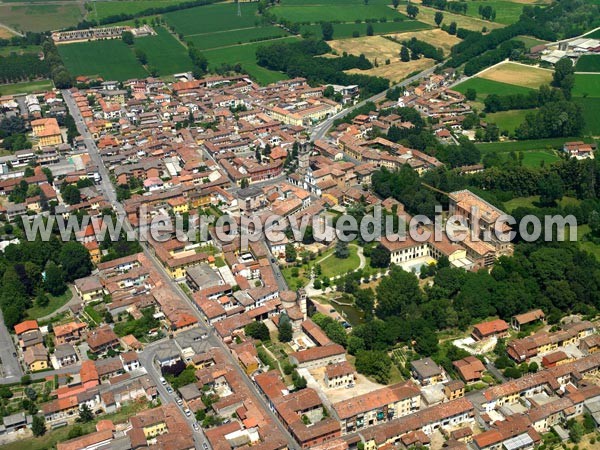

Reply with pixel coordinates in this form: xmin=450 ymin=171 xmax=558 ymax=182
xmin=0 ymin=310 xmax=23 ymax=383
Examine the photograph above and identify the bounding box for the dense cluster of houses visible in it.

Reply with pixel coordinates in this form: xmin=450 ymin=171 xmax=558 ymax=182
xmin=1 ymin=67 xmax=600 ymax=450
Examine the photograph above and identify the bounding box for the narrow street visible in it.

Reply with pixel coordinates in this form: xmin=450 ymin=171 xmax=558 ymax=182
xmin=62 ymin=89 xmax=301 ymax=450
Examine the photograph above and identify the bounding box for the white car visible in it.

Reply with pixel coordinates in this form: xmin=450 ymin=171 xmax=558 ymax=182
xmin=184 ymin=408 xmax=192 ymax=417
xmin=176 ymin=398 xmax=183 ymax=405
xmin=193 ymin=422 xmax=199 ymax=431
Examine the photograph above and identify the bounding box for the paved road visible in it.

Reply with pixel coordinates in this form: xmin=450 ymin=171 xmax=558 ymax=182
xmin=310 ymin=64 xmax=441 ymax=142
xmin=0 ymin=310 xmax=23 ymax=384
xmin=139 ymin=341 xmax=211 ymax=450
xmin=63 ymin=89 xmax=301 ymax=450
xmin=486 ymin=362 xmax=507 ymax=383
xmin=36 ymin=285 xmax=80 ymax=322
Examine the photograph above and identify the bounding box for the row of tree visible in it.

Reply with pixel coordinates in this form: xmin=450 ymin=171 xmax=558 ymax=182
xmin=256 ymin=39 xmax=389 ymax=97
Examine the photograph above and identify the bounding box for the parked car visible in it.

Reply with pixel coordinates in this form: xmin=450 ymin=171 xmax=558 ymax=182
xmin=159 ymin=377 xmax=167 ymax=385
xmin=193 ymin=422 xmax=199 ymax=431
xmin=184 ymin=408 xmax=192 ymax=417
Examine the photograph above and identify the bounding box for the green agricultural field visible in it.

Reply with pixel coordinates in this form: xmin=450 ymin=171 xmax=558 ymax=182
xmin=460 ymin=0 xmax=525 ymax=25
xmin=0 ymin=45 xmax=40 ymax=57
xmin=575 ymin=55 xmax=600 ymax=72
xmin=93 ymin=0 xmax=189 ymax=21
xmin=203 ymin=38 xmax=300 ymax=85
xmin=0 ymin=79 xmax=53 ymax=96
xmin=486 ymin=109 xmax=532 ymax=133
xmin=0 ymin=4 xmax=82 ymax=32
xmin=282 ymin=0 xmax=394 ymax=4
xmin=59 ymin=40 xmax=148 ymax=80
xmin=134 ymin=27 xmax=193 ymax=75
xmin=187 ymin=26 xmax=290 ymax=50
xmin=574 ymin=97 xmax=600 ymax=135
xmin=300 ymin=19 xmax=430 ymax=39
xmin=454 ymin=77 xmax=535 ymax=99
xmin=572 ymin=74 xmax=600 ymax=97
xmin=586 ymin=29 xmax=600 ymax=39
xmin=272 ymin=4 xmax=406 ymax=24
xmin=164 ymin=3 xmax=260 ymax=36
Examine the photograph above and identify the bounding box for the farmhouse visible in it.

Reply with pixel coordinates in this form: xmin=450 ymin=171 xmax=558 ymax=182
xmin=471 ymin=319 xmax=509 ymax=341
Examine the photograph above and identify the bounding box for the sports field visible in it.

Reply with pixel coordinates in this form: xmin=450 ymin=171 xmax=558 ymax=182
xmin=93 ymin=0 xmax=188 ymax=21
xmin=460 ymin=0 xmax=526 ymax=25
xmin=575 ymin=55 xmax=600 ymax=72
xmin=0 ymin=3 xmax=82 ymax=32
xmin=454 ymin=77 xmax=535 ymax=98
xmin=164 ymin=3 xmax=260 ymax=36
xmin=272 ymin=4 xmax=407 ymax=23
xmin=59 ymin=40 xmax=148 ymax=80
xmin=134 ymin=27 xmax=193 ymax=75
xmin=203 ymin=38 xmax=300 ymax=85
xmin=478 ymin=62 xmax=553 ymax=89
xmin=187 ymin=26 xmax=290 ymax=50
xmin=487 ymin=109 xmax=532 ymax=133
xmin=572 ymin=74 xmax=600 ymax=97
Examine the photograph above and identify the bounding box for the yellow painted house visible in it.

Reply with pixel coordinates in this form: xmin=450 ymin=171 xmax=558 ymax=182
xmin=24 ymin=345 xmax=48 ymax=372
xmin=168 ymin=196 xmax=189 ymax=214
xmin=143 ymin=420 xmax=168 ymax=438
xmin=31 ymin=118 xmax=63 ymax=148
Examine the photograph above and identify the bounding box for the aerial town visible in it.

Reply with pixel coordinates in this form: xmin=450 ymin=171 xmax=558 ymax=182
xmin=1 ymin=0 xmax=600 ymax=450
xmin=0 ymin=65 xmax=597 ymax=450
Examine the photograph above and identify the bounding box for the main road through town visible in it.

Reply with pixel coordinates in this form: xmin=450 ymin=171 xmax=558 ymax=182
xmin=62 ymin=90 xmax=301 ymax=450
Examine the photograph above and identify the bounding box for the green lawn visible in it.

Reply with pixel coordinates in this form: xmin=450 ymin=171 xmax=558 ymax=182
xmin=521 ymin=150 xmax=560 ymax=167
xmin=272 ymin=4 xmax=407 ymax=23
xmin=475 ymin=137 xmax=592 ymax=154
xmin=84 ymin=304 xmax=103 ymax=325
xmin=574 ymin=96 xmax=600 ymax=135
xmin=134 ymin=27 xmax=193 ymax=75
xmin=164 ymin=3 xmax=261 ymax=36
xmin=575 ymin=55 xmax=600 ymax=72
xmin=514 ymin=35 xmax=548 ymax=51
xmin=578 ymin=225 xmax=600 ymax=260
xmin=454 ymin=77 xmax=535 ymax=99
xmin=572 ymin=74 xmax=600 ymax=98
xmin=0 ymin=4 xmax=82 ymax=32
xmin=58 ymin=40 xmax=148 ymax=80
xmin=319 ymin=245 xmax=360 ymax=278
xmin=25 ymin=290 xmax=72 ymax=320
xmin=0 ymin=79 xmax=53 ymax=96
xmin=187 ymin=26 xmax=290 ymax=50
xmin=486 ymin=109 xmax=532 ymax=133
xmin=203 ymin=38 xmax=299 ymax=85
xmin=93 ymin=0 xmax=189 ymax=21
xmin=300 ymin=19 xmax=430 ymax=39
xmin=461 ymin=0 xmax=525 ymax=25
xmin=504 ymin=196 xmax=580 ymax=212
